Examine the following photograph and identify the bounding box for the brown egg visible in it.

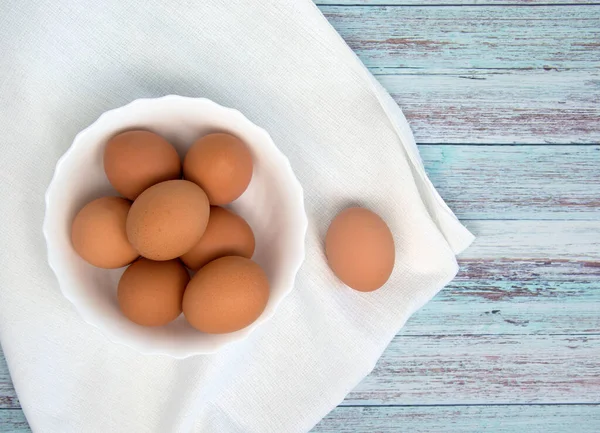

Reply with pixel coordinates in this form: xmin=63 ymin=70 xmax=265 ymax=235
xmin=104 ymin=130 xmax=181 ymax=200
xmin=183 ymin=256 xmax=269 ymax=334
xmin=71 ymin=197 xmax=138 ymax=269
xmin=118 ymin=258 xmax=189 ymax=326
xmin=183 ymin=133 xmax=253 ymax=205
xmin=180 ymin=206 xmax=255 ymax=271
xmin=126 ymin=180 xmax=210 ymax=261
xmin=325 ymin=207 xmax=395 ymax=292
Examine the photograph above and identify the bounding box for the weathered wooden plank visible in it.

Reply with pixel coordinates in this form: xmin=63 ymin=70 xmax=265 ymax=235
xmin=319 ymin=5 xmax=600 ymax=143
xmin=3 ymin=404 xmax=599 ymax=433
xmin=0 ymin=351 xmax=18 ymax=410
xmin=461 ymin=220 xmax=600 ymax=260
xmin=0 ymin=410 xmax=29 ymax=433
xmin=317 ymin=1 xmax=599 ymax=5
xmin=421 ymin=145 xmax=600 ymax=218
xmin=380 ymin=71 xmax=600 ymax=144
xmin=404 ymin=259 xmax=600 ymax=335
xmin=344 ymin=334 xmax=600 ymax=405
xmin=321 ymin=6 xmax=600 ymax=70
xmin=312 ymin=405 xmax=600 ymax=433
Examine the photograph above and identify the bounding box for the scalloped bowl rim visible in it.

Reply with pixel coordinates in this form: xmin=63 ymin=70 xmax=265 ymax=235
xmin=43 ymin=95 xmax=308 ymax=358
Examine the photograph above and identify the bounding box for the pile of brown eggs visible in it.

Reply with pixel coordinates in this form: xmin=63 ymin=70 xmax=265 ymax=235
xmin=71 ymin=131 xmax=269 ymax=334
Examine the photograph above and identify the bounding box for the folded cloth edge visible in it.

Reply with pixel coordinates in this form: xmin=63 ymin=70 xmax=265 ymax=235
xmin=309 ymin=1 xmax=474 ymax=255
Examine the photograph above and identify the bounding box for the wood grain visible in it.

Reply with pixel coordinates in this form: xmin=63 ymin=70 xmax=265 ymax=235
xmin=421 ymin=145 xmax=600 ymax=218
xmin=0 ymin=410 xmax=29 ymax=433
xmin=344 ymin=334 xmax=600 ymax=405
xmin=318 ymin=5 xmax=600 ymax=143
xmin=407 ymin=259 xmax=600 ymax=335
xmin=462 ymin=220 xmax=600 ymax=260
xmin=313 ymin=405 xmax=600 ymax=433
xmin=0 ymin=352 xmax=18 ymax=410
xmin=321 ymin=6 xmax=600 ymax=70
xmin=380 ymin=72 xmax=600 ymax=144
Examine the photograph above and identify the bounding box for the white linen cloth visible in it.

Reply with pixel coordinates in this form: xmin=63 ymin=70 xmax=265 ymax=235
xmin=0 ymin=1 xmax=474 ymax=432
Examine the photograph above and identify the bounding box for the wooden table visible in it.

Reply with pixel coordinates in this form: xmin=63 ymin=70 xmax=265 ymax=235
xmin=1 ymin=1 xmax=599 ymax=431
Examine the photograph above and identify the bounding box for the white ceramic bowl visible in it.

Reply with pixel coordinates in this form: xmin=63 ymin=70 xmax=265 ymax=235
xmin=44 ymin=96 xmax=307 ymax=358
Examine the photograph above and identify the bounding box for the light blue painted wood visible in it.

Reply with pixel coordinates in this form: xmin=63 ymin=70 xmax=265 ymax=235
xmin=312 ymin=405 xmax=600 ymax=433
xmin=379 ymin=71 xmax=600 ymax=144
xmin=0 ymin=351 xmax=18 ymax=410
xmin=412 ymin=259 xmax=600 ymax=335
xmin=314 ymin=4 xmax=600 ymax=144
xmin=343 ymin=334 xmax=600 ymax=405
xmin=319 ymin=5 xmax=600 ymax=143
xmin=0 ymin=410 xmax=29 ymax=433
xmin=320 ymin=5 xmax=600 ymax=70
xmin=421 ymin=145 xmax=600 ymax=218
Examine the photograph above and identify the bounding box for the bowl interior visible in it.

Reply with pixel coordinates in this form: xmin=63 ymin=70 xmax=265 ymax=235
xmin=44 ymin=96 xmax=306 ymax=357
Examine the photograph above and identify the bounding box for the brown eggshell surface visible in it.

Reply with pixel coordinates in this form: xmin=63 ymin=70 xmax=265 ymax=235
xmin=325 ymin=207 xmax=395 ymax=292
xmin=71 ymin=197 xmax=138 ymax=269
xmin=118 ymin=258 xmax=189 ymax=326
xmin=183 ymin=133 xmax=253 ymax=205
xmin=104 ymin=130 xmax=181 ymax=200
xmin=126 ymin=180 xmax=210 ymax=261
xmin=180 ymin=206 xmax=255 ymax=271
xmin=183 ymin=256 xmax=269 ymax=334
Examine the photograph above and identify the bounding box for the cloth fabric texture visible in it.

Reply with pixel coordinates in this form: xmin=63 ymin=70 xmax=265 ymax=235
xmin=0 ymin=1 xmax=474 ymax=432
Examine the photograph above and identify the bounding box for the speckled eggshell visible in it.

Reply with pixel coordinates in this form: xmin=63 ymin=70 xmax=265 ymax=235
xmin=325 ymin=207 xmax=395 ymax=292
xmin=126 ymin=180 xmax=210 ymax=261
xmin=117 ymin=258 xmax=189 ymax=326
xmin=180 ymin=206 xmax=255 ymax=271
xmin=104 ymin=130 xmax=181 ymax=200
xmin=71 ymin=196 xmax=138 ymax=269
xmin=182 ymin=256 xmax=269 ymax=334
xmin=183 ymin=133 xmax=253 ymax=205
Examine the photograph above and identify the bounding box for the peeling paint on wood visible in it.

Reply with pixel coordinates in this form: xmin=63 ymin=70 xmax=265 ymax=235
xmin=379 ymin=71 xmax=600 ymax=144
xmin=312 ymin=405 xmax=600 ymax=433
xmin=318 ymin=5 xmax=600 ymax=143
xmin=406 ymin=259 xmax=600 ymax=335
xmin=0 ymin=352 xmax=18 ymax=410
xmin=461 ymin=220 xmax=600 ymax=260
xmin=421 ymin=145 xmax=600 ymax=218
xmin=320 ymin=6 xmax=600 ymax=70
xmin=344 ymin=334 xmax=600 ymax=405
xmin=0 ymin=410 xmax=29 ymax=433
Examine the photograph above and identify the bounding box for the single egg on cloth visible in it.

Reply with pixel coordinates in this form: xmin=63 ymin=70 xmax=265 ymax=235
xmin=180 ymin=206 xmax=255 ymax=271
xmin=183 ymin=256 xmax=269 ymax=334
xmin=126 ymin=180 xmax=210 ymax=261
xmin=325 ymin=207 xmax=395 ymax=292
xmin=118 ymin=258 xmax=189 ymax=326
xmin=104 ymin=130 xmax=181 ymax=200
xmin=183 ymin=133 xmax=253 ymax=205
xmin=71 ymin=196 xmax=138 ymax=269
